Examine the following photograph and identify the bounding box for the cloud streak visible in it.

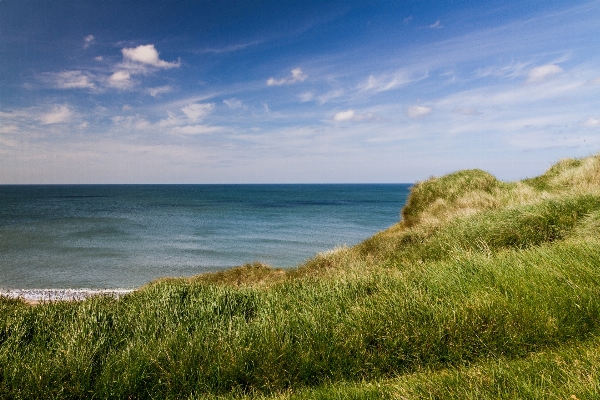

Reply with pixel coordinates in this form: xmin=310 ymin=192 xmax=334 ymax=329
xmin=42 ymin=71 xmax=96 ymax=90
xmin=181 ymin=103 xmax=215 ymax=122
xmin=38 ymin=105 xmax=72 ymax=124
xmin=581 ymin=116 xmax=600 ymax=128
xmin=452 ymin=107 xmax=481 ymax=116
xmin=332 ymin=109 xmax=378 ymax=122
xmin=267 ymin=68 xmax=307 ymax=86
xmin=359 ymin=70 xmax=428 ymax=93
xmin=223 ymin=98 xmax=243 ymax=109
xmin=526 ymin=64 xmax=563 ymax=84
xmin=83 ymin=35 xmax=94 ymax=49
xmin=170 ymin=125 xmax=223 ymax=135
xmin=406 ymin=105 xmax=432 ymax=118
xmin=147 ymin=86 xmax=174 ymax=97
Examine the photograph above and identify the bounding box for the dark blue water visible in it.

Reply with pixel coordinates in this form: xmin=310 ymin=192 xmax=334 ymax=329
xmin=0 ymin=185 xmax=410 ymax=289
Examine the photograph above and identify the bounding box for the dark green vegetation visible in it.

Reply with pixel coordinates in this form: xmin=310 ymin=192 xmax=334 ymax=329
xmin=2 ymin=154 xmax=600 ymax=399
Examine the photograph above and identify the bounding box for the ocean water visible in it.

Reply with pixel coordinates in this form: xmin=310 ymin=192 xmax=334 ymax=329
xmin=0 ymin=184 xmax=410 ymax=289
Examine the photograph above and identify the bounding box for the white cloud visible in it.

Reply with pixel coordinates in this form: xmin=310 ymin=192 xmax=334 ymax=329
xmin=508 ymin=131 xmax=599 ymax=150
xmin=170 ymin=125 xmax=223 ymax=135
xmin=195 ymin=40 xmax=263 ymax=54
xmin=438 ymin=75 xmax=582 ymax=111
xmin=111 ymin=115 xmax=150 ymax=130
xmin=359 ymin=70 xmax=427 ymax=93
xmin=332 ymin=109 xmax=378 ymax=122
xmin=108 ymin=71 xmax=134 ymax=89
xmin=588 ymin=76 xmax=600 ymax=85
xmin=44 ymin=71 xmax=96 ymax=89
xmin=0 ymin=125 xmax=18 ymax=134
xmin=362 ymin=75 xmax=400 ymax=92
xmin=429 ymin=20 xmax=443 ymax=29
xmin=476 ymin=61 xmax=531 ymax=79
xmin=267 ymin=68 xmax=307 ymax=86
xmin=452 ymin=107 xmax=481 ymax=116
xmin=581 ymin=116 xmax=600 ymax=128
xmin=122 ymin=44 xmax=180 ymax=69
xmin=0 ymin=109 xmax=31 ymax=121
xmin=0 ymin=136 xmax=18 ymax=148
xmin=39 ymin=105 xmax=72 ymax=124
xmin=333 ymin=109 xmax=356 ymax=122
xmin=158 ymin=112 xmax=181 ymax=127
xmin=403 ymin=15 xmax=412 ymax=24
xmin=147 ymin=86 xmax=173 ymax=97
xmin=318 ymin=89 xmax=344 ymax=104
xmin=181 ymin=103 xmax=214 ymax=122
xmin=526 ymin=64 xmax=563 ymax=84
xmin=298 ymin=91 xmax=314 ymax=102
xmin=84 ymin=35 xmax=94 ymax=48
xmin=290 ymin=68 xmax=307 ymax=82
xmin=94 ymin=56 xmax=103 ymax=61
xmin=406 ymin=105 xmax=432 ymax=118
xmin=224 ymin=98 xmax=243 ymax=109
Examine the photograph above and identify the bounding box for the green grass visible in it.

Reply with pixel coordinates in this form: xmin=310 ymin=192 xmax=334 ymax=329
xmin=229 ymin=335 xmax=600 ymax=399
xmin=1 ymin=153 xmax=600 ymax=399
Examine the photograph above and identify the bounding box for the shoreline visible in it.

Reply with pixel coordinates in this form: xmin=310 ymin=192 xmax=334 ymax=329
xmin=0 ymin=288 xmax=134 ymax=304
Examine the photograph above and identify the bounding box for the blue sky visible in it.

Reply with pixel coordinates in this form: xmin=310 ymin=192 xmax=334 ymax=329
xmin=1 ymin=0 xmax=599 ymax=183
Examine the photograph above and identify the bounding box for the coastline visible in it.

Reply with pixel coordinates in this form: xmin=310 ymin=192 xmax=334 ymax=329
xmin=0 ymin=288 xmax=134 ymax=304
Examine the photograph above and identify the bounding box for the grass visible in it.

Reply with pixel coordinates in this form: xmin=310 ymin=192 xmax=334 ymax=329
xmin=1 ymin=153 xmax=599 ymax=399
xmin=226 ymin=335 xmax=600 ymax=399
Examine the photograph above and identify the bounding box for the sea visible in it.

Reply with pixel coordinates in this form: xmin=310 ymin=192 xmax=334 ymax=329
xmin=0 ymin=184 xmax=411 ymax=293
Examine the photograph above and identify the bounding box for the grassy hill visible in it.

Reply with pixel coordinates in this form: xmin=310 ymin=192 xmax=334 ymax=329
xmin=1 ymin=154 xmax=600 ymax=399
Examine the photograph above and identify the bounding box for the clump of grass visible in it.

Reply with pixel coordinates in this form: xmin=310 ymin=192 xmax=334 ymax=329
xmin=400 ymin=169 xmax=504 ymax=228
xmin=399 ymin=153 xmax=600 ymax=231
xmin=524 ymin=154 xmax=600 ymax=192
xmin=1 ymin=153 xmax=600 ymax=399
xmin=239 ymin=335 xmax=600 ymax=399
xmin=147 ymin=262 xmax=286 ymax=288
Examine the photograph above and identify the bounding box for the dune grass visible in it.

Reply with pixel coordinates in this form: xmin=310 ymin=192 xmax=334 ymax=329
xmin=1 ymin=154 xmax=599 ymax=399
xmin=226 ymin=335 xmax=600 ymax=400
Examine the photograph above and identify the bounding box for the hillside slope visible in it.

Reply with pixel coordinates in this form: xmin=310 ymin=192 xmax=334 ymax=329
xmin=1 ymin=154 xmax=600 ymax=399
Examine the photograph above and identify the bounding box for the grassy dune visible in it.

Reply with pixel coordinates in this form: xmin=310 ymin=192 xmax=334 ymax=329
xmin=1 ymin=154 xmax=600 ymax=399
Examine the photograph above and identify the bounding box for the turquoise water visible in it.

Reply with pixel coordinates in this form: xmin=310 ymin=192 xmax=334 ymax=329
xmin=0 ymin=185 xmax=410 ymax=289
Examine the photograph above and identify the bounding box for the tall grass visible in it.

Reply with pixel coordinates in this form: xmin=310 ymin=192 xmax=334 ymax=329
xmin=238 ymin=335 xmax=600 ymax=400
xmin=1 ymin=153 xmax=599 ymax=398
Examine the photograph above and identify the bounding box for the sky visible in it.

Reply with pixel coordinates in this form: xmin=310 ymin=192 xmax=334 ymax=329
xmin=1 ymin=0 xmax=599 ymax=184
